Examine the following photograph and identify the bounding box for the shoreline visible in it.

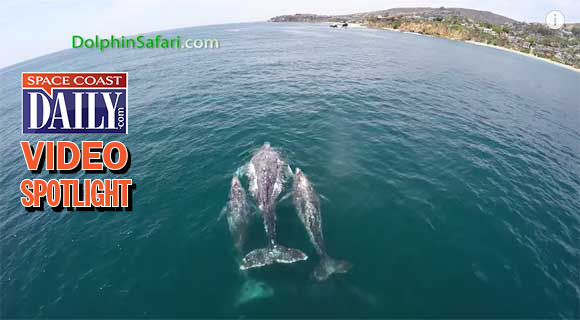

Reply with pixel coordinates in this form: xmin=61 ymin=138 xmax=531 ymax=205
xmin=369 ymin=25 xmax=580 ymax=73
xmin=463 ymin=40 xmax=580 ymax=73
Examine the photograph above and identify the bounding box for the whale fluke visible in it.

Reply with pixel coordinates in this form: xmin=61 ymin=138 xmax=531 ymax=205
xmin=240 ymin=245 xmax=308 ymax=270
xmin=312 ymin=256 xmax=352 ymax=281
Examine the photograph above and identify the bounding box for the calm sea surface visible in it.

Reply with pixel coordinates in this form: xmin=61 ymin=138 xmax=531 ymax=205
xmin=1 ymin=23 xmax=579 ymax=318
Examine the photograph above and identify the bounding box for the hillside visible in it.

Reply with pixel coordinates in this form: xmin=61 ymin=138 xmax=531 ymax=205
xmin=270 ymin=7 xmax=516 ymax=25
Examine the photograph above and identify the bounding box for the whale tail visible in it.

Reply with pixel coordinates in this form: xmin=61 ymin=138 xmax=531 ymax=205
xmin=240 ymin=245 xmax=308 ymax=270
xmin=312 ymin=256 xmax=352 ymax=281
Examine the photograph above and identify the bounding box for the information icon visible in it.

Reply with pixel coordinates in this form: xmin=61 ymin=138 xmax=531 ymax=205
xmin=546 ymin=10 xmax=565 ymax=29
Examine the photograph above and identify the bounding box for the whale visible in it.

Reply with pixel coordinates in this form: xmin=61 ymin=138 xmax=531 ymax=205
xmin=226 ymin=175 xmax=252 ymax=253
xmin=225 ymin=175 xmax=275 ymax=306
xmin=292 ymin=168 xmax=351 ymax=281
xmin=241 ymin=143 xmax=308 ymax=270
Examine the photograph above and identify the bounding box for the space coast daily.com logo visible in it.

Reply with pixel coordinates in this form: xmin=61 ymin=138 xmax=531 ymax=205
xmin=22 ymin=72 xmax=127 ymax=134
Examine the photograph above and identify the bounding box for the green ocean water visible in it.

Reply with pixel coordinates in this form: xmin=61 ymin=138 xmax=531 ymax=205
xmin=1 ymin=23 xmax=579 ymax=318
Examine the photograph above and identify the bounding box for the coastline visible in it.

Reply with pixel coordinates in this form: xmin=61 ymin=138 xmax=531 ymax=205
xmin=323 ymin=22 xmax=365 ymax=28
xmin=370 ymin=25 xmax=580 ymax=73
xmin=463 ymin=40 xmax=580 ymax=73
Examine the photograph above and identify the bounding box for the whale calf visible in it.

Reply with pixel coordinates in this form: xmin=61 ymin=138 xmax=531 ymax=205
xmin=292 ymin=168 xmax=351 ymax=281
xmin=241 ymin=143 xmax=308 ymax=270
xmin=226 ymin=175 xmax=252 ymax=253
xmin=226 ymin=175 xmax=275 ymax=305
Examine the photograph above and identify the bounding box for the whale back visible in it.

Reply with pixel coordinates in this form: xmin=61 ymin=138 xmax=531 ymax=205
xmin=250 ymin=147 xmax=284 ymax=210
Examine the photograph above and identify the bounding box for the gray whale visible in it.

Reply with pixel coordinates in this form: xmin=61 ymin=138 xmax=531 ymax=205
xmin=240 ymin=143 xmax=308 ymax=270
xmin=292 ymin=167 xmax=351 ymax=281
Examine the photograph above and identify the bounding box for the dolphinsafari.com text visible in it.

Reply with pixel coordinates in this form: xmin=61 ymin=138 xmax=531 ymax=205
xmin=72 ymin=35 xmax=220 ymax=52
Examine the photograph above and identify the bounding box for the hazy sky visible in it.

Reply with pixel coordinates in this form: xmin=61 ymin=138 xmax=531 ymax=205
xmin=1 ymin=0 xmax=579 ymax=69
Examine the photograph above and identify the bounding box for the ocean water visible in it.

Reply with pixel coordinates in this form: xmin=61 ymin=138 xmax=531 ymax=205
xmin=1 ymin=23 xmax=579 ymax=318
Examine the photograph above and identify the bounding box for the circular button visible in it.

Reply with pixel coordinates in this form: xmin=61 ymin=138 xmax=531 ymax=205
xmin=546 ymin=10 xmax=565 ymax=29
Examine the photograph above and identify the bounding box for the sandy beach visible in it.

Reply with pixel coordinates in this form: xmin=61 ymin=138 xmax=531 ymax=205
xmin=463 ymin=40 xmax=580 ymax=73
